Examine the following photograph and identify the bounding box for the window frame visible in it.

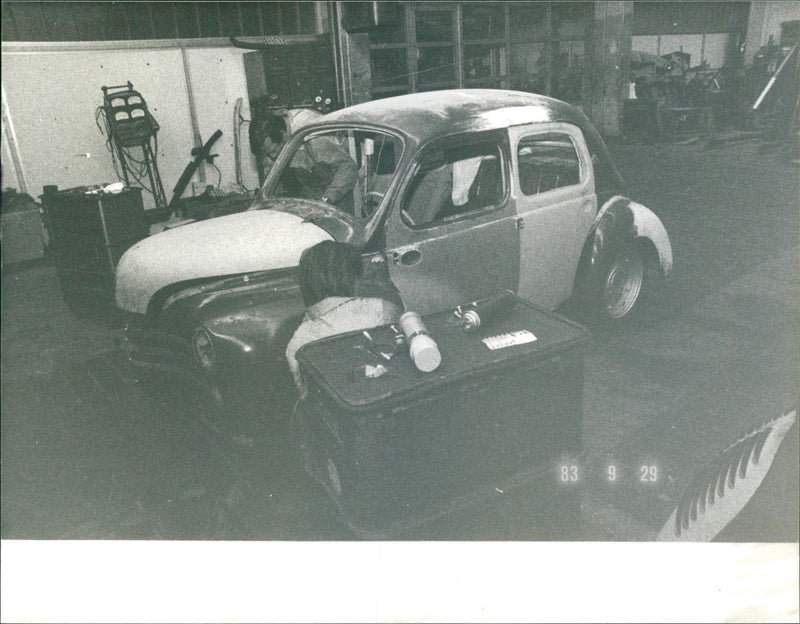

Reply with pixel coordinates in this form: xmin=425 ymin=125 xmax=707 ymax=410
xmin=399 ymin=130 xmax=509 ymax=231
xmin=261 ymin=124 xmax=407 ymax=224
xmin=515 ymin=130 xmax=585 ymax=198
xmin=368 ymin=3 xmax=591 ymax=106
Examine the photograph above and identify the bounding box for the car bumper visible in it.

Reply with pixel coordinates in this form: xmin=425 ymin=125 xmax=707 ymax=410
xmin=117 ymin=323 xmax=219 ymax=401
xmin=117 ymin=322 xmax=297 ymax=416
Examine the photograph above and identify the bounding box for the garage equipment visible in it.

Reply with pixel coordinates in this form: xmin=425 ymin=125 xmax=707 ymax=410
xmin=294 ymin=298 xmax=588 ymax=537
xmin=626 ymin=51 xmax=725 ymax=142
xmin=233 ymin=34 xmax=338 ymax=114
xmin=98 ymin=83 xmax=168 ymax=215
xmin=161 ymin=128 xmax=254 ymax=222
xmin=0 ymin=191 xmax=45 ymax=265
xmin=167 ymin=129 xmax=222 ymax=217
xmin=40 ymin=186 xmax=146 ymax=315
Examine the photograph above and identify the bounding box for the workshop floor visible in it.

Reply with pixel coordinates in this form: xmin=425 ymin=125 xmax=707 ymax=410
xmin=2 ymin=137 xmax=798 ymax=542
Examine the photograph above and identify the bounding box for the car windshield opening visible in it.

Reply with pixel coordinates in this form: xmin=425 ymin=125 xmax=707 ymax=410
xmin=264 ymin=129 xmax=403 ymax=221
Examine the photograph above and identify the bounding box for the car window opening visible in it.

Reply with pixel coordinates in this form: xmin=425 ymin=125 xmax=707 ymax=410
xmin=402 ymin=141 xmax=503 ymax=228
xmin=518 ymin=132 xmax=581 ymax=196
xmin=269 ymin=129 xmax=403 ymax=221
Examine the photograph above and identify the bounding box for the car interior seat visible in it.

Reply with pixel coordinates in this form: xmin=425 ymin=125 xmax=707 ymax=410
xmin=403 ymin=164 xmax=453 ymax=226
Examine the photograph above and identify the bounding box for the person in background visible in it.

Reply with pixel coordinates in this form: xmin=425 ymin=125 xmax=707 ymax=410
xmin=285 ymin=241 xmax=403 ymax=397
xmin=249 ymin=109 xmax=357 ymax=209
xmin=249 ymin=112 xmax=288 ymax=186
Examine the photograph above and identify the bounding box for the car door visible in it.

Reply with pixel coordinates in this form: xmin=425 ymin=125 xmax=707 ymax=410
xmin=384 ymin=131 xmax=519 ymax=315
xmin=510 ymin=122 xmax=596 ymax=309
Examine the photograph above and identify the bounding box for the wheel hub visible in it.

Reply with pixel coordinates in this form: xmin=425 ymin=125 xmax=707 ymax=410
xmin=603 ymin=250 xmax=644 ymax=318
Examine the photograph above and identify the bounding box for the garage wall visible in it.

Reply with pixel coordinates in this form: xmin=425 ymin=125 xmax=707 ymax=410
xmin=1 ymin=41 xmax=261 ymax=208
xmin=2 ymin=85 xmax=25 ymax=192
xmin=184 ymin=47 xmax=260 ymax=192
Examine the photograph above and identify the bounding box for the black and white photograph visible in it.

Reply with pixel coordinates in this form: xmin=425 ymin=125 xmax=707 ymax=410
xmin=1 ymin=1 xmax=798 ymax=622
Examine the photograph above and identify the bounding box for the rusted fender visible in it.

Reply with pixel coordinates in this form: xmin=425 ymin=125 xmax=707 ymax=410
xmin=584 ymin=195 xmax=673 ymax=278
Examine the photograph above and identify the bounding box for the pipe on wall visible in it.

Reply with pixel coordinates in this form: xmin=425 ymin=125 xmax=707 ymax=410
xmin=180 ymin=45 xmax=206 ymax=184
xmin=1 ymin=83 xmax=27 ymax=194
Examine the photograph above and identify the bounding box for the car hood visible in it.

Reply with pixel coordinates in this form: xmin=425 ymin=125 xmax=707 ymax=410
xmin=115 ymin=209 xmax=332 ymax=314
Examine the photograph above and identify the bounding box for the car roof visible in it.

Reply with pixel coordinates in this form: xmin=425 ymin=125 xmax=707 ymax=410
xmin=322 ymin=89 xmax=593 ymax=145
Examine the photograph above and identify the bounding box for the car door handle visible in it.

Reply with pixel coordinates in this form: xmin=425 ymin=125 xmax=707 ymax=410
xmin=392 ymin=248 xmax=422 ymax=266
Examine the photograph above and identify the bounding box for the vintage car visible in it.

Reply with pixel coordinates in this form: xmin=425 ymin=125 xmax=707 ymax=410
xmin=115 ymin=89 xmax=672 ymax=418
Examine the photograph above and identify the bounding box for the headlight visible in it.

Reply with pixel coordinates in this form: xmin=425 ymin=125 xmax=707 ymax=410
xmin=192 ymin=328 xmax=216 ymax=371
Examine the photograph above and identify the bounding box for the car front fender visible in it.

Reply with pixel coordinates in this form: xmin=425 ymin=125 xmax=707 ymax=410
xmin=202 ymin=296 xmax=306 ymax=368
xmin=141 ymin=269 xmax=305 ymax=397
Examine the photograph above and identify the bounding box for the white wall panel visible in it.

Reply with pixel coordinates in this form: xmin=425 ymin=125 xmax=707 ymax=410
xmin=702 ymin=34 xmax=728 ymax=69
xmin=631 ymin=35 xmax=660 ymax=57
xmin=184 ymin=47 xmax=259 ymax=193
xmin=2 ymin=48 xmax=192 ymax=208
xmin=2 ymin=116 xmax=23 ymax=192
xmin=1 ymin=44 xmax=262 ymax=209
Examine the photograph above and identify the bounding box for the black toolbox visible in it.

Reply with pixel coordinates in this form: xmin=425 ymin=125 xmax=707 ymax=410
xmin=294 ymin=298 xmax=589 ymax=537
xmin=40 ymin=187 xmax=146 ymax=314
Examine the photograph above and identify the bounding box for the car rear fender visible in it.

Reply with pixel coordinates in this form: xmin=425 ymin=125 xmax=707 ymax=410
xmin=575 ymin=195 xmax=673 ymax=288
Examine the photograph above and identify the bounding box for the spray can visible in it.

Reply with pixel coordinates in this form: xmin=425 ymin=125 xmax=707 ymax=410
xmin=398 ymin=311 xmax=441 ymax=372
xmin=459 ymin=290 xmax=518 ymax=332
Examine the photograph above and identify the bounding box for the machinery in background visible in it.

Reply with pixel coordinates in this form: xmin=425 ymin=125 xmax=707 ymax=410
xmin=167 ymin=129 xmax=222 ymax=216
xmin=164 ymin=128 xmax=255 ymax=225
xmin=232 ymin=33 xmax=338 ymax=185
xmin=624 ymin=19 xmax=800 ymax=153
xmin=231 ymin=34 xmax=339 ymax=115
xmin=625 ymin=51 xmax=723 ymax=143
xmin=97 ymin=83 xmax=168 ymax=215
xmin=748 ymin=32 xmax=799 ymax=157
xmin=97 ymin=80 xmax=255 ymax=231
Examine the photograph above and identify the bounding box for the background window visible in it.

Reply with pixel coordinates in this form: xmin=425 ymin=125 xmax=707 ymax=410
xmin=517 ymin=133 xmax=581 ymax=195
xmin=367 ymin=4 xmax=591 ymax=105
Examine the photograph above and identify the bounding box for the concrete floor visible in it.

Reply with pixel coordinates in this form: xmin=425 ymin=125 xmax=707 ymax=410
xmin=2 ymin=139 xmax=798 ymax=541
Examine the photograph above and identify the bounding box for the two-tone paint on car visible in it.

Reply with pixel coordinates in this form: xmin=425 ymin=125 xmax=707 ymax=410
xmin=115 ymin=89 xmax=673 ymax=411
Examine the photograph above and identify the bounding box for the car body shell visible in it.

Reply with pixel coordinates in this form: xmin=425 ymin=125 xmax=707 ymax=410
xmin=115 ymin=89 xmax=673 ymax=407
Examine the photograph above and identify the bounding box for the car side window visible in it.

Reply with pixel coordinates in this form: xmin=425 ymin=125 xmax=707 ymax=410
xmin=401 ymin=140 xmax=503 ymax=228
xmin=517 ymin=132 xmax=581 ymax=196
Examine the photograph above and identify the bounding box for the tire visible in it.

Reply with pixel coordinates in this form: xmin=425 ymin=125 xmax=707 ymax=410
xmin=591 ymin=243 xmax=646 ymax=322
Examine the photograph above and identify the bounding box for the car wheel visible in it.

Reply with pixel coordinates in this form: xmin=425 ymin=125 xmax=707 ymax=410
xmin=592 ymin=243 xmax=645 ymax=321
